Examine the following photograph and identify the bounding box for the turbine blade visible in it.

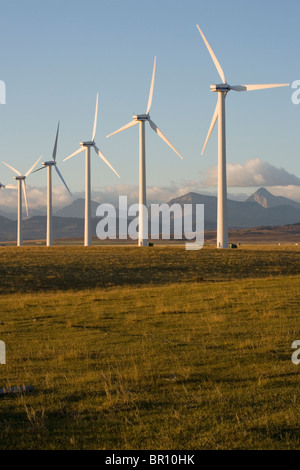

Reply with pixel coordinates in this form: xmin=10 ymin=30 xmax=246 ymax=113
xmin=202 ymin=101 xmax=219 ymax=155
xmin=92 ymin=93 xmax=99 ymax=142
xmin=32 ymin=166 xmax=46 ymax=174
xmin=230 ymin=85 xmax=249 ymax=92
xmin=23 ymin=181 xmax=29 ymax=217
xmin=106 ymin=120 xmax=138 ymax=138
xmin=146 ymin=56 xmax=156 ymax=115
xmin=231 ymin=83 xmax=290 ymax=92
xmin=55 ymin=165 xmax=72 ymax=196
xmin=25 ymin=156 xmax=42 ymax=177
xmin=5 ymin=184 xmax=17 ymax=189
xmin=2 ymin=161 xmax=21 ymax=176
xmin=196 ymin=25 xmax=226 ymax=84
xmin=63 ymin=147 xmax=85 ymax=162
xmin=52 ymin=121 xmax=60 ymax=161
xmin=93 ymin=144 xmax=120 ymax=178
xmin=148 ymin=119 xmax=183 ymax=159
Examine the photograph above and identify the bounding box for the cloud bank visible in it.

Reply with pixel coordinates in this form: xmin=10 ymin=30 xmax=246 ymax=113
xmin=202 ymin=158 xmax=300 ymax=188
xmin=1 ymin=158 xmax=300 ymax=214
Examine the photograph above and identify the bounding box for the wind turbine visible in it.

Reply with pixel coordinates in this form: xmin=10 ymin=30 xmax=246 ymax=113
xmin=64 ymin=93 xmax=120 ymax=246
xmin=2 ymin=156 xmax=42 ymax=246
xmin=197 ymin=25 xmax=289 ymax=249
xmin=0 ymin=182 xmax=16 ymax=190
xmin=33 ymin=122 xmax=72 ymax=247
xmin=107 ymin=57 xmax=183 ymax=247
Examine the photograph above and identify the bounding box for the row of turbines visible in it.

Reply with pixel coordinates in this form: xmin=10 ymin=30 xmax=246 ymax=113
xmin=0 ymin=26 xmax=289 ymax=248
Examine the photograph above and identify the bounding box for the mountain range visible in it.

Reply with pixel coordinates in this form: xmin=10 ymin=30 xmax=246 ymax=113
xmin=0 ymin=188 xmax=299 ymax=241
xmin=169 ymin=188 xmax=300 ymax=230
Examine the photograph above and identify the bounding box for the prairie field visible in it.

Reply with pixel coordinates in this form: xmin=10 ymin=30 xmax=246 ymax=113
xmin=0 ymin=245 xmax=300 ymax=450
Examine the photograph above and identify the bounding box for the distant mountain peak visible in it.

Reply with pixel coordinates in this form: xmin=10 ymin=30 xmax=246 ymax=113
xmin=54 ymin=198 xmax=99 ymax=218
xmin=246 ymin=188 xmax=273 ymax=208
xmin=246 ymin=188 xmax=300 ymax=209
xmin=255 ymin=187 xmax=272 ymax=196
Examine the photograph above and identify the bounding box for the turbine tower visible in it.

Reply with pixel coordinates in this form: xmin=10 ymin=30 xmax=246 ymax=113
xmin=33 ymin=122 xmax=72 ymax=247
xmin=107 ymin=57 xmax=183 ymax=247
xmin=197 ymin=25 xmax=289 ymax=249
xmin=2 ymin=157 xmax=42 ymax=246
xmin=64 ymin=93 xmax=120 ymax=246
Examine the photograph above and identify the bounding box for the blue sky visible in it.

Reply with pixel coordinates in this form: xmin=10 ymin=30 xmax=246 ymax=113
xmin=0 ymin=0 xmax=299 ymax=209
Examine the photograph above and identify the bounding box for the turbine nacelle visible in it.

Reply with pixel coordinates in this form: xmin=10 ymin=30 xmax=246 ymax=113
xmin=210 ymin=84 xmax=231 ymax=92
xmin=42 ymin=161 xmax=56 ymax=167
xmin=13 ymin=176 xmax=26 ymax=181
xmin=80 ymin=141 xmax=95 ymax=147
xmin=133 ymin=114 xmax=150 ymax=122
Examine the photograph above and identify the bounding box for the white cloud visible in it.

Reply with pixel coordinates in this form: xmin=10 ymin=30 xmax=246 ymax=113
xmin=202 ymin=158 xmax=300 ymax=188
xmin=0 ymin=185 xmax=72 ymax=213
xmin=2 ymin=162 xmax=300 ymax=215
xmin=266 ymin=185 xmax=300 ymax=202
xmin=0 ymin=181 xmax=206 ymax=213
xmin=91 ymin=182 xmax=206 ymax=206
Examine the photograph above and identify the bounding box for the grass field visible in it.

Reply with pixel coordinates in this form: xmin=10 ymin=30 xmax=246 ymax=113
xmin=0 ymin=245 xmax=300 ymax=450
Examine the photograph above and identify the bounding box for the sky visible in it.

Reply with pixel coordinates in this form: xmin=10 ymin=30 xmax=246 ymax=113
xmin=0 ymin=0 xmax=299 ymax=211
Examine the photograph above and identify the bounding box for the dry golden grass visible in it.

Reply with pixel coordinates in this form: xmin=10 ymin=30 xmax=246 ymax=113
xmin=0 ymin=245 xmax=299 ymax=293
xmin=0 ymin=245 xmax=299 ymax=449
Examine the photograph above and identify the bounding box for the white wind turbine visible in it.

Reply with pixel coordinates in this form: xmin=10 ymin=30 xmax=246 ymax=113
xmin=107 ymin=57 xmax=183 ymax=247
xmin=197 ymin=25 xmax=289 ymax=249
xmin=2 ymin=156 xmax=42 ymax=246
xmin=64 ymin=93 xmax=120 ymax=246
xmin=33 ymin=122 xmax=72 ymax=247
xmin=0 ymin=182 xmax=16 ymax=190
